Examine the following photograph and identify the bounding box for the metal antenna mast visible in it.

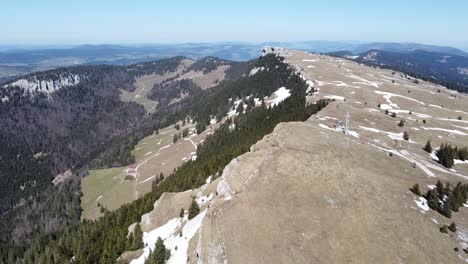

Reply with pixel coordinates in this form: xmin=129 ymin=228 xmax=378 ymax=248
xmin=345 ymin=110 xmax=350 ymax=134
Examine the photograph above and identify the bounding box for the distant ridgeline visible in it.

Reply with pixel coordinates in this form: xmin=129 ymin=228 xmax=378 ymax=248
xmin=327 ymin=49 xmax=468 ymax=93
xmin=0 ymin=53 xmax=329 ymax=263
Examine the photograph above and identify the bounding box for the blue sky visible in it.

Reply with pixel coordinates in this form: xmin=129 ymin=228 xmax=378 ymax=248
xmin=1 ymin=0 xmax=467 ymax=49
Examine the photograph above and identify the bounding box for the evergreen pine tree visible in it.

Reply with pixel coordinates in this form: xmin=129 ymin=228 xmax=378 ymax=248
xmin=403 ymin=131 xmax=409 ymax=141
xmin=423 ymin=140 xmax=432 ymax=153
xmin=188 ymin=199 xmax=200 ymax=220
xmin=179 ymin=208 xmax=184 ymax=218
xmin=449 ymin=222 xmax=457 ymax=232
xmin=398 ymin=120 xmax=404 ymax=127
xmin=440 ymin=225 xmax=448 ymax=234
xmin=145 ymin=237 xmax=168 ymax=264
xmin=410 ymin=184 xmax=421 ymax=196
xmin=131 ymin=223 xmax=144 ymax=250
xmin=440 ymin=201 xmax=452 ymax=218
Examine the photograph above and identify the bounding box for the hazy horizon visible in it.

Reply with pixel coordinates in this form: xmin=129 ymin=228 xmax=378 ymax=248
xmin=0 ymin=40 xmax=467 ymax=54
xmin=1 ymin=0 xmax=467 ymax=51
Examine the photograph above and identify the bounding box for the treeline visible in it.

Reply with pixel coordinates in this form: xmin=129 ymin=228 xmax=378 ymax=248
xmin=5 ymin=54 xmax=329 ymax=263
xmin=185 ymin=56 xmax=230 ymax=74
xmin=126 ymin=56 xmax=188 ymax=78
xmin=147 ymin=78 xmax=203 ymax=105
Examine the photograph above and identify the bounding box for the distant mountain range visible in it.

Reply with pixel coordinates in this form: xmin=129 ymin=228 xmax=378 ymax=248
xmin=349 ymin=42 xmax=468 ymax=57
xmin=0 ymin=41 xmax=466 ymax=79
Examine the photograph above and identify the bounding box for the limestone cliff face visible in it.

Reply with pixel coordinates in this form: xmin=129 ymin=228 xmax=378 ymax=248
xmin=4 ymin=74 xmax=82 ymax=94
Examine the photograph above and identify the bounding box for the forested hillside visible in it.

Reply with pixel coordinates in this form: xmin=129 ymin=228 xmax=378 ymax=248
xmin=0 ymin=65 xmax=145 ymax=213
xmin=0 ymin=53 xmax=329 ymax=263
xmin=0 ymin=55 xmax=253 ymax=263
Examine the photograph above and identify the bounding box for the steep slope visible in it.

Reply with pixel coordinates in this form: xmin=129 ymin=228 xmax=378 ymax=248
xmin=122 ymin=49 xmax=468 ymax=264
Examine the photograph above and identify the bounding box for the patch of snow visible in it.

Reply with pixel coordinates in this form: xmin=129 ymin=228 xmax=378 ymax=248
xmin=347 ymin=131 xmax=360 ymax=138
xmin=196 ymin=193 xmax=214 ymax=207
xmin=347 ymin=74 xmax=379 ymax=88
xmin=454 ymin=159 xmax=468 ymax=165
xmin=317 ymin=116 xmax=338 ymax=121
xmin=421 ymin=127 xmax=468 ymax=136
xmin=318 ymin=124 xmax=335 ymax=131
xmin=165 ymin=210 xmax=207 ymax=264
xmin=379 ymin=104 xmax=393 ymax=110
xmin=452 ymin=125 xmax=468 ymax=131
xmin=131 ymin=217 xmax=182 ymax=264
xmin=210 ymin=116 xmax=217 ymax=124
xmin=266 ymin=87 xmax=291 ymax=107
xmin=375 ymin=90 xmax=425 ymax=108
xmin=437 ymin=118 xmax=468 ymax=124
xmin=323 ymin=95 xmax=345 ymax=101
xmin=429 ymin=104 xmax=443 ymax=109
xmin=131 ymin=209 xmax=208 ymax=264
xmin=458 ymin=229 xmax=468 ymax=249
xmin=205 ymin=176 xmax=212 ymax=184
xmin=260 ymin=46 xmax=289 ymax=57
xmin=429 ymin=105 xmax=468 ymax=115
xmin=249 ymin=66 xmax=265 ymax=76
xmin=139 ymin=175 xmax=156 ymax=184
xmin=160 ymin=145 xmax=171 ymax=151
xmin=414 ymin=197 xmax=429 ymax=212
